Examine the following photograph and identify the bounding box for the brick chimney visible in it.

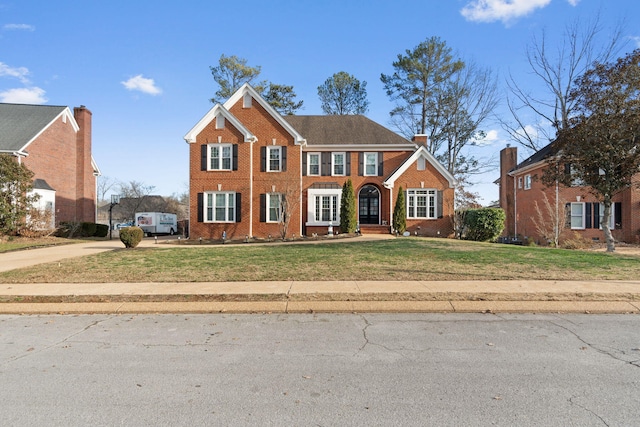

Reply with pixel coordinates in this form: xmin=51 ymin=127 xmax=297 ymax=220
xmin=412 ymin=134 xmax=428 ymax=145
xmin=73 ymin=105 xmax=96 ymax=222
xmin=499 ymin=145 xmax=517 ymax=236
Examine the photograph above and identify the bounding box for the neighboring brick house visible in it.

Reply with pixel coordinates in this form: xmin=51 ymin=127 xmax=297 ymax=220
xmin=0 ymin=103 xmax=100 ymax=227
xmin=184 ymin=84 xmax=455 ymax=240
xmin=498 ymin=144 xmax=640 ymax=244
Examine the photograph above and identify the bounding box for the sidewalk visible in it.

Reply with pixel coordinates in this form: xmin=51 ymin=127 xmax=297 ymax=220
xmin=1 ymin=237 xmax=639 ymax=314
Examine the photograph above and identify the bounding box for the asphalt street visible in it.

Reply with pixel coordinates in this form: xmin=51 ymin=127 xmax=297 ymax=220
xmin=1 ymin=313 xmax=639 ymax=426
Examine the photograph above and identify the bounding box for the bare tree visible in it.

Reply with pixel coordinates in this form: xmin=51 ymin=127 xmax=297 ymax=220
xmin=97 ymin=175 xmax=117 ymax=205
xmin=531 ymin=191 xmax=567 ymax=247
xmin=502 ymin=13 xmax=627 ymax=153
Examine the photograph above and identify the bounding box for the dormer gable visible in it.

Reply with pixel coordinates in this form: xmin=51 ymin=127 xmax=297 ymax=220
xmin=224 ymin=83 xmax=306 ymax=146
xmin=183 ymin=103 xmax=256 ymax=144
xmin=383 ymin=145 xmax=456 ymax=189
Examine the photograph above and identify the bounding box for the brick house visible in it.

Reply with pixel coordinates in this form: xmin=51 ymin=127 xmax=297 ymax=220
xmin=498 ymin=144 xmax=640 ymax=244
xmin=184 ymin=84 xmax=455 ymax=240
xmin=0 ymin=103 xmax=100 ymax=226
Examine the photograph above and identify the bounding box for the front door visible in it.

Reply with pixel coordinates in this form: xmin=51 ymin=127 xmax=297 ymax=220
xmin=358 ymin=185 xmax=380 ymax=225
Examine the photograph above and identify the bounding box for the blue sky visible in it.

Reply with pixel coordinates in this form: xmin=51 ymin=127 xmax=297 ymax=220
xmin=1 ymin=0 xmax=638 ymax=204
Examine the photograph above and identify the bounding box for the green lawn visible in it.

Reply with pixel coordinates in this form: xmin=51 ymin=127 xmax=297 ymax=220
xmin=0 ymin=238 xmax=638 ymax=283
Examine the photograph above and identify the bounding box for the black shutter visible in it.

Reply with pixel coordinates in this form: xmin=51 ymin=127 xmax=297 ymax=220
xmin=302 ymin=152 xmax=307 ymax=176
xmin=358 ymin=152 xmax=363 ymax=176
xmin=260 ymin=147 xmax=266 ymax=172
xmin=615 ymin=202 xmax=622 ymax=228
xmin=565 ymin=203 xmax=571 ymax=228
xmin=321 ymin=152 xmax=331 ymax=176
xmin=593 ymin=203 xmax=600 ymax=229
xmin=282 ymin=146 xmax=287 ymax=172
xmin=437 ymin=190 xmax=443 ymax=219
xmin=564 ymin=163 xmax=571 ymax=180
xmin=197 ymin=193 xmax=204 ymax=222
xmin=378 ymin=152 xmax=384 ymax=176
xmin=585 ymin=203 xmax=592 ymax=229
xmin=345 ymin=152 xmax=351 ymax=176
xmin=260 ymin=194 xmax=266 ymax=222
xmin=235 ymin=193 xmax=242 ymax=223
xmin=232 ymin=144 xmax=238 ymax=171
xmin=201 ymin=145 xmax=207 ymax=171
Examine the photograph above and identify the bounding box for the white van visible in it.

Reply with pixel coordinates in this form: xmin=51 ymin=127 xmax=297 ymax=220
xmin=135 ymin=212 xmax=178 ymax=236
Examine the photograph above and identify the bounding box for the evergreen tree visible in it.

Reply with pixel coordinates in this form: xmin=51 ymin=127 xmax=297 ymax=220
xmin=392 ymin=187 xmax=406 ymax=234
xmin=318 ymin=71 xmax=369 ymax=115
xmin=0 ymin=154 xmax=38 ymax=235
xmin=339 ymin=179 xmax=357 ymax=233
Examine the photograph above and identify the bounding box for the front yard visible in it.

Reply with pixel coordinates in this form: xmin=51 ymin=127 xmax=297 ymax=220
xmin=0 ymin=237 xmax=638 ymax=283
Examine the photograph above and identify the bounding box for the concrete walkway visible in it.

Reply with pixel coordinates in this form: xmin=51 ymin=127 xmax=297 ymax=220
xmin=1 ymin=236 xmax=639 ymax=314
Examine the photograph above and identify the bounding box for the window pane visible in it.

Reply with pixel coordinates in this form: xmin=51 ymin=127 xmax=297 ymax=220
xmin=309 ymin=154 xmax=319 ymax=175
xmin=222 ymin=146 xmax=231 ymax=170
xmin=333 ymin=153 xmax=344 ymax=175
xmin=269 ymin=147 xmax=281 ymax=171
xmin=210 ymin=146 xmax=220 ymax=170
xmin=365 ymin=153 xmax=376 ymax=175
xmin=206 ymin=194 xmax=213 ymax=221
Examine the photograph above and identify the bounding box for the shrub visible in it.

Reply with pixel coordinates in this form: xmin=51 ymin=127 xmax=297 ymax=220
xmin=561 ymin=232 xmax=591 ymax=250
xmin=119 ymin=226 xmax=143 ymax=248
xmin=464 ymin=208 xmax=506 ymax=242
xmin=339 ymin=179 xmax=357 ymax=233
xmin=81 ymin=222 xmax=97 ymax=237
xmin=392 ymin=188 xmax=406 ymax=234
xmin=94 ymin=224 xmax=109 ymax=238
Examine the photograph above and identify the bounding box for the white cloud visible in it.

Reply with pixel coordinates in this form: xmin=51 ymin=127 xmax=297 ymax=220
xmin=630 ymin=36 xmax=640 ymax=48
xmin=0 ymin=87 xmax=47 ymax=104
xmin=461 ymin=0 xmax=552 ymax=24
xmin=0 ymin=62 xmax=30 ymax=84
xmin=3 ymin=23 xmax=35 ymax=31
xmin=121 ymin=74 xmax=162 ymax=95
xmin=566 ymin=0 xmax=581 ymax=5
xmin=474 ymin=129 xmax=500 ymax=146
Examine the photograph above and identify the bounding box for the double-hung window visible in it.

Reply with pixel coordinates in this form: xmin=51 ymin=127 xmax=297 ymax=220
xmin=407 ymin=189 xmax=436 ymax=219
xmin=307 ymin=153 xmax=320 ymax=176
xmin=267 ymin=193 xmax=282 ymax=223
xmin=209 ymin=144 xmax=232 ymax=170
xmin=267 ymin=146 xmax=282 ymax=172
xmin=598 ymin=203 xmax=615 ymax=230
xmin=524 ymin=174 xmax=532 ymax=190
xmin=570 ymin=202 xmax=585 ymax=229
xmin=205 ymin=192 xmax=235 ymax=222
xmin=316 ymin=195 xmax=338 ymax=222
xmin=364 ymin=152 xmax=378 ymax=176
xmin=332 ymin=152 xmax=345 ymax=176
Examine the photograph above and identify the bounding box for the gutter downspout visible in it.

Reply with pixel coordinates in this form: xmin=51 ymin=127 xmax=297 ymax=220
xmin=249 ymin=138 xmax=255 ymax=238
xmin=513 ymin=174 xmax=517 ymax=236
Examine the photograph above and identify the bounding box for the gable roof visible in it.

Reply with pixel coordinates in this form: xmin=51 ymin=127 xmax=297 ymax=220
xmin=283 ymin=115 xmax=416 ymax=150
xmin=184 ymin=104 xmax=257 ymax=144
xmin=510 ymin=141 xmax=556 ymax=175
xmin=383 ymin=145 xmax=456 ymax=189
xmin=224 ymin=83 xmax=306 ymax=145
xmin=0 ymin=103 xmax=79 ymax=153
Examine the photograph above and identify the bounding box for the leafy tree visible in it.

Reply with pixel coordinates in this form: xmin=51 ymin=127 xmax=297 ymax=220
xmin=210 ymin=55 xmax=303 ymax=114
xmin=464 ymin=208 xmax=505 ymax=242
xmin=502 ymin=14 xmax=627 ymax=152
xmin=0 ymin=154 xmax=39 ymax=235
xmin=339 ymin=179 xmax=357 ymax=233
xmin=210 ymin=54 xmax=266 ymax=103
xmin=263 ymin=83 xmax=304 ymax=115
xmin=543 ymin=49 xmax=640 ymax=253
xmin=317 ymin=71 xmax=369 ymax=115
xmin=392 ymin=187 xmax=406 ymax=234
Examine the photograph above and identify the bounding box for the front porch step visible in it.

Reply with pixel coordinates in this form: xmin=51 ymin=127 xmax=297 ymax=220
xmin=359 ymin=224 xmax=391 ymax=235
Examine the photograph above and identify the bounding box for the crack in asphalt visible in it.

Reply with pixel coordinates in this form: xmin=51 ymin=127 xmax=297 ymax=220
xmin=1 ymin=316 xmax=113 ymax=366
xmin=569 ymin=396 xmax=610 ymax=426
xmin=549 ymin=319 xmax=640 ymax=369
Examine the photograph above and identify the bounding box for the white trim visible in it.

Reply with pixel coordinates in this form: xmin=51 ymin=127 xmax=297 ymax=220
xmin=306 ymin=152 xmax=320 ymax=176
xmin=306 ymin=188 xmax=341 ymax=227
xmin=569 ymin=202 xmax=585 ymax=230
xmin=266 ymin=146 xmax=282 ymax=172
xmin=383 ymin=145 xmax=455 ymax=189
xmin=363 ymin=152 xmax=378 ymax=176
xmin=20 ymin=107 xmax=79 ymax=153
xmin=184 ymin=104 xmax=256 ymax=144
xmin=224 ymin=83 xmax=307 ymax=146
xmin=331 ymin=152 xmax=346 ymax=176
xmin=305 ymin=144 xmax=416 ymax=151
